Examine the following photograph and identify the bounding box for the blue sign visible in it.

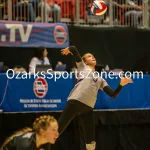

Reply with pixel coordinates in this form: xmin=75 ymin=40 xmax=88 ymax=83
xmin=0 ymin=20 xmax=69 ymax=48
xmin=0 ymin=73 xmax=76 ymax=112
xmin=0 ymin=74 xmax=150 ymax=112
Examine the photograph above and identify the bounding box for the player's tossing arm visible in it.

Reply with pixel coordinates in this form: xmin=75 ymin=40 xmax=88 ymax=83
xmin=61 ymin=46 xmax=82 ymax=63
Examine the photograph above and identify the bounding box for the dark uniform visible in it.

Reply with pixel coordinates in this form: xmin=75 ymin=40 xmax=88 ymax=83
xmin=1 ymin=132 xmax=51 ymax=150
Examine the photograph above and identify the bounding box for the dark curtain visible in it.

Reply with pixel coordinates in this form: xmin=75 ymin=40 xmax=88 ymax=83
xmin=0 ymin=27 xmax=150 ymax=73
xmin=1 ymin=110 xmax=150 ymax=150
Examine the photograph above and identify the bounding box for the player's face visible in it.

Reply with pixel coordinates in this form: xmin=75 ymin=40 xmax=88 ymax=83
xmin=43 ymin=49 xmax=48 ymax=58
xmin=43 ymin=121 xmax=59 ymax=144
xmin=84 ymin=53 xmax=96 ymax=66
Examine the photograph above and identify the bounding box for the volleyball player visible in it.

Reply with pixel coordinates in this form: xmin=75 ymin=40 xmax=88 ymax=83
xmin=0 ymin=115 xmax=59 ymax=150
xmin=58 ymin=46 xmax=133 ymax=150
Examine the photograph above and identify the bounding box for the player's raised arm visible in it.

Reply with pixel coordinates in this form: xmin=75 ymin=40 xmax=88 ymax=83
xmin=61 ymin=46 xmax=82 ymax=65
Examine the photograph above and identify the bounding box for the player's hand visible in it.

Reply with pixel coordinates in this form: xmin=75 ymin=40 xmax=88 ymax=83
xmin=61 ymin=47 xmax=73 ymax=55
xmin=120 ymin=77 xmax=133 ymax=86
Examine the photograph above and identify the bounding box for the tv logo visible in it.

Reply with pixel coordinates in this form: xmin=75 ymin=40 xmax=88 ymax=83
xmin=0 ymin=24 xmax=33 ymax=42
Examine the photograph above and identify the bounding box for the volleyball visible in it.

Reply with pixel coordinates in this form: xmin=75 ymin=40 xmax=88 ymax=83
xmin=90 ymin=0 xmax=107 ymax=16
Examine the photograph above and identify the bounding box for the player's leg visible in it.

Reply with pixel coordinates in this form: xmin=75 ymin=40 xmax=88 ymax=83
xmin=58 ymin=100 xmax=79 ymax=135
xmin=79 ymin=110 xmax=96 ymax=150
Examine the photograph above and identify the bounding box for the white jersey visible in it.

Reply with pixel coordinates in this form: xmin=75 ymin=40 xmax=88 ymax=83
xmin=68 ymin=61 xmax=108 ymax=108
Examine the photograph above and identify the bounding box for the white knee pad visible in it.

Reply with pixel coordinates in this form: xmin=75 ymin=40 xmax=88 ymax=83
xmin=86 ymin=141 xmax=96 ymax=150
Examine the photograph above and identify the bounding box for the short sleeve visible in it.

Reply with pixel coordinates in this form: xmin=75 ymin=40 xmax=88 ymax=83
xmin=76 ymin=60 xmax=86 ymax=71
xmin=99 ymin=78 xmax=108 ymax=90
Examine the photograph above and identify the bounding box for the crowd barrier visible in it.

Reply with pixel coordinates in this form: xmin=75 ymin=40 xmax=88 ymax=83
xmin=0 ymin=0 xmax=149 ymax=28
xmin=0 ymin=73 xmax=150 ymax=113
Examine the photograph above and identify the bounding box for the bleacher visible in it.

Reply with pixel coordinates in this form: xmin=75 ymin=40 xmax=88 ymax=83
xmin=0 ymin=0 xmax=149 ymax=27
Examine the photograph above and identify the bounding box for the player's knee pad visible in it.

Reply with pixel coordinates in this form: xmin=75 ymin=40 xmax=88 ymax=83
xmin=86 ymin=141 xmax=96 ymax=150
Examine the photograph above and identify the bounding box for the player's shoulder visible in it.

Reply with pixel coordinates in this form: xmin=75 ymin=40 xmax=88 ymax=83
xmin=15 ymin=132 xmax=35 ymax=146
xmin=98 ymin=76 xmax=104 ymax=80
xmin=11 ymin=132 xmax=35 ymax=150
xmin=97 ymin=76 xmax=107 ymax=82
xmin=76 ymin=60 xmax=86 ymax=69
xmin=21 ymin=132 xmax=34 ymax=139
xmin=14 ymin=132 xmax=34 ymax=141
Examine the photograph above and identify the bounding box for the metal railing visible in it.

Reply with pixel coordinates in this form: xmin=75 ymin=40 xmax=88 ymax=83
xmin=0 ymin=0 xmax=149 ymax=28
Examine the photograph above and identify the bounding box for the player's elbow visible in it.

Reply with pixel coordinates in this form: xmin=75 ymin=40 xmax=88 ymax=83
xmin=69 ymin=45 xmax=76 ymax=50
xmin=75 ymin=58 xmax=82 ymax=63
xmin=71 ymin=45 xmax=76 ymax=48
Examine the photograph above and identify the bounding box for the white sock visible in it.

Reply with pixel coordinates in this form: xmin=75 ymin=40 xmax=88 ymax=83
xmin=86 ymin=141 xmax=96 ymax=150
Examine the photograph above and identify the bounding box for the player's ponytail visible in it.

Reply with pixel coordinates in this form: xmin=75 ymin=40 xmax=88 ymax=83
xmin=0 ymin=127 xmax=32 ymax=150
